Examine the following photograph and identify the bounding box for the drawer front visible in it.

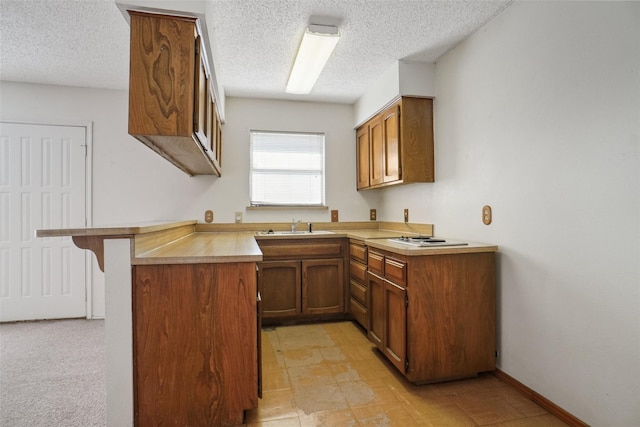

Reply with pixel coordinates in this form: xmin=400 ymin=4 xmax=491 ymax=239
xmin=349 ymin=241 xmax=367 ymax=264
xmin=349 ymin=260 xmax=367 ymax=283
xmin=367 ymin=251 xmax=385 ymax=276
xmin=384 ymin=257 xmax=407 ymax=287
xmin=349 ymin=279 xmax=367 ymax=306
xmin=259 ymin=240 xmax=344 ymax=260
xmin=349 ymin=298 xmax=368 ymax=329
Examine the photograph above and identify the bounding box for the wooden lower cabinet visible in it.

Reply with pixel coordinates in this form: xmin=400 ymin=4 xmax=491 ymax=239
xmin=259 ymin=261 xmax=300 ymax=318
xmin=132 ymin=262 xmax=259 ymax=426
xmin=303 ymin=259 xmax=344 ymax=314
xmin=367 ymin=249 xmax=496 ymax=384
xmin=259 ymin=258 xmax=344 ymax=317
xmin=367 ymin=266 xmax=407 ymax=374
xmin=383 ymin=279 xmax=407 ymax=373
xmin=257 ymin=238 xmax=348 ymax=323
xmin=348 ymin=239 xmax=369 ymax=329
xmin=367 ymin=271 xmax=384 ymax=348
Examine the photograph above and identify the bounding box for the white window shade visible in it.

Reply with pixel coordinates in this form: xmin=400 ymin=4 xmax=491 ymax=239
xmin=250 ymin=131 xmax=325 ymax=206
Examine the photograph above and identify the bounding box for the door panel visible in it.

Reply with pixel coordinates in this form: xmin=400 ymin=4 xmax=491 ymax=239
xmin=258 ymin=261 xmax=300 ymax=318
xmin=302 ymin=258 xmax=344 ymax=314
xmin=384 ymin=280 xmax=407 ymax=373
xmin=367 ymin=272 xmax=384 ymax=350
xmin=0 ymin=122 xmax=86 ymax=321
xmin=356 ymin=126 xmax=370 ymax=189
xmin=369 ymin=117 xmax=384 ymax=186
xmin=382 ymin=105 xmax=401 ymax=182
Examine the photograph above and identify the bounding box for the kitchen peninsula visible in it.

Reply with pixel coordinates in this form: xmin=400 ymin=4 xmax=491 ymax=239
xmin=37 ymin=220 xmax=497 ymax=426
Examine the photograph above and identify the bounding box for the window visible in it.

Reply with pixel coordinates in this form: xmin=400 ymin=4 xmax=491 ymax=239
xmin=250 ymin=131 xmax=325 ymax=206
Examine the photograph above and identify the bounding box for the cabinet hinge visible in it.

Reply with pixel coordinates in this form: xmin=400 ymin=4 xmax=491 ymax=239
xmin=258 ymin=377 xmax=262 ymax=396
xmin=404 ymin=293 xmax=408 ymax=307
xmin=405 ymin=358 xmax=409 ymax=371
xmin=397 ymin=106 xmax=401 ymax=118
xmin=195 ymin=38 xmax=200 ymax=56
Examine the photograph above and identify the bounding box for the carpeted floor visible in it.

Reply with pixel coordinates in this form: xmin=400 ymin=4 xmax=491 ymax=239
xmin=0 ymin=318 xmax=105 ymax=426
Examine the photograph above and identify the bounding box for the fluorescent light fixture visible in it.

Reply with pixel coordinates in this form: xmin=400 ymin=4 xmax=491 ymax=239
xmin=286 ymin=24 xmax=340 ymax=94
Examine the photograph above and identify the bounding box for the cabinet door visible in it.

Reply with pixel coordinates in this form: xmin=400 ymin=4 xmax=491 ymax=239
xmin=258 ymin=261 xmax=300 ymax=318
xmin=356 ymin=126 xmax=370 ymax=189
xmin=367 ymin=271 xmax=384 ymax=350
xmin=133 ymin=263 xmax=258 ymax=426
xmin=215 ymin=110 xmax=222 ymax=166
xmin=369 ymin=116 xmax=385 ymax=186
xmin=206 ymin=95 xmax=222 ymax=175
xmin=128 ymin=12 xmax=196 ymax=137
xmin=384 ymin=280 xmax=407 ymax=373
xmin=193 ymin=39 xmax=208 ymax=148
xmin=302 ymin=259 xmax=344 ymax=314
xmin=382 ymin=104 xmax=401 ymax=183
xmin=206 ymin=89 xmax=215 ymax=156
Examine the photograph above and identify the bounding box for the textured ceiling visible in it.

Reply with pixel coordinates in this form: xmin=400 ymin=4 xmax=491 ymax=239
xmin=0 ymin=0 xmax=512 ymax=104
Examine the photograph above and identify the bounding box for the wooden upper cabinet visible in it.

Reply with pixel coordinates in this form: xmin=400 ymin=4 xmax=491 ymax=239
xmin=382 ymin=105 xmax=401 ymax=183
xmin=356 ymin=126 xmax=370 ymax=189
xmin=127 ymin=11 xmax=222 ymax=176
xmin=194 ymin=39 xmax=208 ymax=146
xmin=356 ymin=96 xmax=434 ymax=190
xmin=369 ymin=116 xmax=385 ymax=187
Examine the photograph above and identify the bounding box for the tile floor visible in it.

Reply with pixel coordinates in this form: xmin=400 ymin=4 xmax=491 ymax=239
xmin=245 ymin=321 xmax=567 ymax=427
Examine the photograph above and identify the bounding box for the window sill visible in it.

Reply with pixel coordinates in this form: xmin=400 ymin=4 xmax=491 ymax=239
xmin=246 ymin=205 xmax=328 ymax=210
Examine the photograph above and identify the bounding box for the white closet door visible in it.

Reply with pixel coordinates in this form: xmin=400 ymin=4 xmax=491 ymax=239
xmin=0 ymin=122 xmax=87 ymax=321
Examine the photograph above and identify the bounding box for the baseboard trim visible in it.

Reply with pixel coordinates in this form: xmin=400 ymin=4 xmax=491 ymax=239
xmin=492 ymin=369 xmax=589 ymax=427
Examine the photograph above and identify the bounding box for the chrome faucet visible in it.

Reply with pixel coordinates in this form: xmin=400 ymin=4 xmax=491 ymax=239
xmin=291 ymin=219 xmax=301 ymax=232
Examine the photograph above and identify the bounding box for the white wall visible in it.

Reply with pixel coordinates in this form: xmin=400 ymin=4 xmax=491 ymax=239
xmin=220 ymin=97 xmax=377 ymax=223
xmin=378 ymin=2 xmax=640 ymax=425
xmin=354 ymin=60 xmax=435 ymax=126
xmin=0 ymin=83 xmax=379 ymax=316
xmin=3 ymin=2 xmax=638 ymax=423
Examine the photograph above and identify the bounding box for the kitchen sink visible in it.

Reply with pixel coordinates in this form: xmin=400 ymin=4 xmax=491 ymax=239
xmin=255 ymin=230 xmax=335 ymax=236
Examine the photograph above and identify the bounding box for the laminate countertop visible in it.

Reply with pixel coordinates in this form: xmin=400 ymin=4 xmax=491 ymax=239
xmin=134 ymin=230 xmax=497 ymax=264
xmin=36 ymin=221 xmax=497 ymax=265
xmin=134 ymin=232 xmax=263 ymax=264
xmin=35 ymin=220 xmax=197 ymax=238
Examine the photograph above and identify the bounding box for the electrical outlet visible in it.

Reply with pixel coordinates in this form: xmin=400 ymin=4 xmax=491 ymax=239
xmin=331 ymin=210 xmax=339 ymax=222
xmin=204 ymin=210 xmax=214 ymax=223
xmin=404 ymin=208 xmax=409 ymax=223
xmin=235 ymin=211 xmax=243 ymax=223
xmin=370 ymin=209 xmax=377 ymax=221
xmin=482 ymin=205 xmax=492 ymax=225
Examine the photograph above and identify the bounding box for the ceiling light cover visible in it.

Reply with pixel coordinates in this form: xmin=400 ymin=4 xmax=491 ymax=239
xmin=286 ymin=24 xmax=340 ymax=94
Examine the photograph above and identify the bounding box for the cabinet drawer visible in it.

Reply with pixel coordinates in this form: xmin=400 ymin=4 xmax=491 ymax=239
xmin=385 ymin=257 xmax=407 ymax=287
xmin=349 ymin=241 xmax=367 ymax=264
xmin=349 ymin=298 xmax=368 ymax=329
xmin=368 ymin=251 xmax=385 ymax=276
xmin=258 ymin=240 xmax=344 ymax=260
xmin=349 ymin=280 xmax=367 ymax=306
xmin=350 ymin=260 xmax=367 ymax=283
